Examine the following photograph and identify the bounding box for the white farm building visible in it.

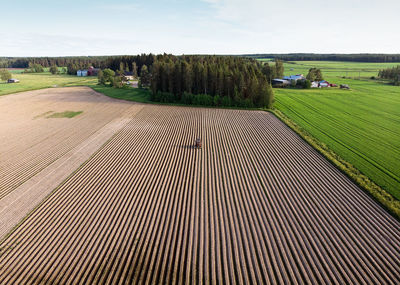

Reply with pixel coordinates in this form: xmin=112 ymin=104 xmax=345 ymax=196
xmin=77 ymin=70 xmax=88 ymax=77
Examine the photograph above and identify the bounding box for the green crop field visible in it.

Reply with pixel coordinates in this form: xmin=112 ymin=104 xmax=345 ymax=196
xmin=0 ymin=71 xmax=97 ymax=96
xmin=283 ymin=61 xmax=400 ymax=78
xmin=272 ymin=61 xmax=400 ymax=199
xmin=258 ymin=58 xmax=400 ymax=78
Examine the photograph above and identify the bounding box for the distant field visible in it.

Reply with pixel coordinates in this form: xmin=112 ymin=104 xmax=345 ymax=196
xmin=283 ymin=61 xmax=400 ymax=79
xmin=272 ymin=61 xmax=400 ymax=199
xmin=259 ymin=59 xmax=400 ymax=79
xmin=0 ymin=72 xmax=97 ymax=96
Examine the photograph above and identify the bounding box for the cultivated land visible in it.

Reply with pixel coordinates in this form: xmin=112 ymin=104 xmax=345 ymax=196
xmin=0 ymin=102 xmax=399 ymax=283
xmin=272 ymin=61 xmax=400 ymax=200
xmin=0 ymin=87 xmax=144 ymax=237
xmin=261 ymin=60 xmax=400 ymax=78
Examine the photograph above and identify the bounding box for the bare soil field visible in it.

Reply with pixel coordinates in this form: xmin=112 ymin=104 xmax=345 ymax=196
xmin=0 ymin=87 xmax=134 ymax=200
xmin=0 ymin=87 xmax=143 ymax=237
xmin=0 ymin=105 xmax=399 ymax=284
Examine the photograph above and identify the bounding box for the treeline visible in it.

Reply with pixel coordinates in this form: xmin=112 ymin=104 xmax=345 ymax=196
xmin=0 ymin=55 xmax=157 ymax=77
xmin=65 ymin=54 xmax=156 ymax=76
xmin=150 ymin=55 xmax=274 ymax=108
xmin=245 ymin=53 xmax=400 ymax=63
xmin=0 ymin=55 xmax=155 ymax=71
xmin=0 ymin=56 xmax=109 ymax=69
xmin=379 ymin=66 xmax=400 ymax=85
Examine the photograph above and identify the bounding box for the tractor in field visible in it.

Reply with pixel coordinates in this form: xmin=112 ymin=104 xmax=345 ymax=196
xmin=195 ymin=138 xmax=202 ymax=149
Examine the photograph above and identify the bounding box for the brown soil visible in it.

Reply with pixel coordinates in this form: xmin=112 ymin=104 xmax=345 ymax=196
xmin=0 ymin=105 xmax=399 ymax=284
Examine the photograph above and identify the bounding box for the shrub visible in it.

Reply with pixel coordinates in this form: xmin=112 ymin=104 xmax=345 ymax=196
xmin=49 ymin=65 xmax=59 ymax=75
xmin=221 ymin=96 xmax=232 ymax=107
xmin=0 ymin=69 xmax=12 ymax=81
xmin=213 ymin=95 xmax=221 ymax=106
xmin=181 ymin=92 xmax=194 ymax=104
xmin=296 ymin=79 xmax=311 ymax=89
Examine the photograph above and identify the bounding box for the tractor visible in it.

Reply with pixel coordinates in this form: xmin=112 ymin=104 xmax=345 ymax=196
xmin=195 ymin=138 xmax=202 ymax=149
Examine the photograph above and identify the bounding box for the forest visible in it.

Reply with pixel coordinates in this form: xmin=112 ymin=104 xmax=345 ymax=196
xmin=150 ymin=55 xmax=274 ymax=108
xmin=0 ymin=55 xmax=155 ymax=73
xmin=247 ymin=53 xmax=400 ymax=63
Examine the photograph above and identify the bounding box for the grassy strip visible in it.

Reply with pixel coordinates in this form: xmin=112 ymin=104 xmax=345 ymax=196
xmin=271 ymin=108 xmax=400 ymax=220
xmin=47 ymin=111 xmax=83 ymax=118
xmin=88 ymin=85 xmax=152 ymax=103
xmin=89 ymin=84 xmax=264 ymax=111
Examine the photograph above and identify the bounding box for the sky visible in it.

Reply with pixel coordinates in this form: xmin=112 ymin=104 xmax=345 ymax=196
xmin=1 ymin=0 xmax=399 ymax=56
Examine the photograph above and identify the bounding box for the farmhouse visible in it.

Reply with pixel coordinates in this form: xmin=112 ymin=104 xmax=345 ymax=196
xmin=87 ymin=66 xmax=100 ymax=76
xmin=319 ymin=81 xmax=329 ymax=87
xmin=272 ymin=79 xmax=290 ymax=87
xmin=310 ymin=80 xmax=338 ymax=88
xmin=7 ymin=78 xmax=20 ymax=83
xmin=122 ymin=71 xmax=134 ymax=81
xmin=283 ymin=74 xmax=305 ymax=82
xmin=77 ymin=70 xmax=88 ymax=77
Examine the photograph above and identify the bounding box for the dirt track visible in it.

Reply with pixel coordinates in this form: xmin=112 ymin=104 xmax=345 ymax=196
xmin=0 ymin=104 xmax=399 ymax=284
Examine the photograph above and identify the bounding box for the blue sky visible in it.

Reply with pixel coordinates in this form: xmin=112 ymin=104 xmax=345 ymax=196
xmin=1 ymin=0 xmax=399 ymax=56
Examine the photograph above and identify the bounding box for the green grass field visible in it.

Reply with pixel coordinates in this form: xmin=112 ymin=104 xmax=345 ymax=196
xmin=89 ymin=84 xmax=151 ymax=103
xmin=272 ymin=61 xmax=400 ymax=199
xmin=0 ymin=72 xmax=97 ymax=96
xmin=284 ymin=61 xmax=400 ymax=79
xmin=260 ymin=59 xmax=400 ymax=79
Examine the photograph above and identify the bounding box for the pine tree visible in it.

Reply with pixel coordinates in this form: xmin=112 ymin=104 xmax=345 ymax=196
xmin=132 ymin=62 xmax=138 ymax=78
xmin=274 ymin=60 xmax=284 ymax=78
xmin=139 ymin=65 xmax=151 ymax=87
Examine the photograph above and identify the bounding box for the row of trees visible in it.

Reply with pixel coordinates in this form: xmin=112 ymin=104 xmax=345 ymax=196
xmin=247 ymin=54 xmax=400 ymax=63
xmin=0 ymin=56 xmax=109 ymax=69
xmin=0 ymin=55 xmax=156 ymax=77
xmin=23 ymin=63 xmax=44 ymax=73
xmin=150 ymin=55 xmax=274 ymax=108
xmin=379 ymin=66 xmax=400 ymax=85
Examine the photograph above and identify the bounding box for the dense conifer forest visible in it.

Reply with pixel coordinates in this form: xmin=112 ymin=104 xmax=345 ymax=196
xmin=246 ymin=53 xmax=400 ymax=62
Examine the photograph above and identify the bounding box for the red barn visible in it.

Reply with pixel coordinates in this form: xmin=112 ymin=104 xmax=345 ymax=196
xmin=87 ymin=66 xmax=100 ymax=76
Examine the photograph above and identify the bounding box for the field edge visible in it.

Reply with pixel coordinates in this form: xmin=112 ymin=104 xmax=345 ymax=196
xmin=270 ymin=108 xmax=400 ymax=221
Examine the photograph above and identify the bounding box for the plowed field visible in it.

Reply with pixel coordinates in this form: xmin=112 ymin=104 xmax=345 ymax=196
xmin=0 ymin=103 xmax=399 ymax=284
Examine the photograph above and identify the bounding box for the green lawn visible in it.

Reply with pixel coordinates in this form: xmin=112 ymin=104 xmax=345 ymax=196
xmin=0 ymin=72 xmax=97 ymax=96
xmin=273 ymin=61 xmax=400 ymax=199
xmin=89 ymin=84 xmax=151 ymax=103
